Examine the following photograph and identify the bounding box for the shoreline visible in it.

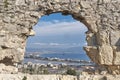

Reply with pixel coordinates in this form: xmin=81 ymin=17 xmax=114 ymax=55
xmin=24 ymin=57 xmax=94 ymax=66
xmin=24 ymin=53 xmax=93 ymax=65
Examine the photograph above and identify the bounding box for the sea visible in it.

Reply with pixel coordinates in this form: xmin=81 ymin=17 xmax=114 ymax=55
xmin=24 ymin=53 xmax=91 ymax=66
xmin=25 ymin=48 xmax=90 ymax=61
xmin=24 ymin=47 xmax=91 ymax=65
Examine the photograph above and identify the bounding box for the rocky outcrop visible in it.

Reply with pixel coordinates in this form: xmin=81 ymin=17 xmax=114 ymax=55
xmin=0 ymin=0 xmax=120 ymax=74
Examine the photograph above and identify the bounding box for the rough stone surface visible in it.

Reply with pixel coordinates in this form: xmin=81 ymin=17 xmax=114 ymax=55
xmin=0 ymin=0 xmax=120 ymax=74
xmin=0 ymin=64 xmax=18 ymax=74
xmin=0 ymin=74 xmax=120 ymax=80
xmin=0 ymin=74 xmax=77 ymax=80
xmin=80 ymin=75 xmax=120 ymax=80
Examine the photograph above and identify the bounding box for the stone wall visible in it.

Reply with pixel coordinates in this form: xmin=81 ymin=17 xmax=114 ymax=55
xmin=0 ymin=0 xmax=120 ymax=74
xmin=0 ymin=74 xmax=77 ymax=80
xmin=0 ymin=74 xmax=120 ymax=80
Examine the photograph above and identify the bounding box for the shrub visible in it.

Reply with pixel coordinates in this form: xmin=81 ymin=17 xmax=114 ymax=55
xmin=43 ymin=69 xmax=49 ymax=74
xmin=4 ymin=0 xmax=9 ymax=8
xmin=66 ymin=68 xmax=76 ymax=76
xmin=22 ymin=76 xmax=27 ymax=80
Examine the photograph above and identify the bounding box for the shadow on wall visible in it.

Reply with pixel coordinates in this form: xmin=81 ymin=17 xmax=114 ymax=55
xmin=115 ymin=38 xmax=120 ymax=52
xmin=116 ymin=38 xmax=120 ymax=46
xmin=0 ymin=57 xmax=13 ymax=66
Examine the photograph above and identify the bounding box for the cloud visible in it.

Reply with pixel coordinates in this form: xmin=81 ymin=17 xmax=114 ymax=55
xmin=30 ymin=42 xmax=86 ymax=47
xmin=33 ymin=43 xmax=48 ymax=45
xmin=49 ymin=43 xmax=64 ymax=46
xmin=84 ymin=42 xmax=87 ymax=46
xmin=32 ymin=42 xmax=67 ymax=46
xmin=52 ymin=20 xmax=60 ymax=23
xmin=33 ymin=21 xmax=88 ymax=36
xmin=27 ymin=20 xmax=88 ymax=48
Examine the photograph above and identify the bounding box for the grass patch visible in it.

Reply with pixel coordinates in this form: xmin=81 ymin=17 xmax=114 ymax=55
xmin=4 ymin=0 xmax=9 ymax=8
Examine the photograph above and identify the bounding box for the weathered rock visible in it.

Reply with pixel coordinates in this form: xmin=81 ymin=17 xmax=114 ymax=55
xmin=113 ymin=46 xmax=120 ymax=65
xmin=0 ymin=74 xmax=77 ymax=80
xmin=110 ymin=30 xmax=120 ymax=46
xmin=98 ymin=45 xmax=113 ymax=65
xmin=0 ymin=0 xmax=120 ymax=74
xmin=0 ymin=64 xmax=18 ymax=74
xmin=1 ymin=74 xmax=120 ymax=80
xmin=80 ymin=75 xmax=120 ymax=80
xmin=84 ymin=46 xmax=99 ymax=63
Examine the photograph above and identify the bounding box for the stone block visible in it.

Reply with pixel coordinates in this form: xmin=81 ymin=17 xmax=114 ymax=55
xmin=98 ymin=45 xmax=113 ymax=65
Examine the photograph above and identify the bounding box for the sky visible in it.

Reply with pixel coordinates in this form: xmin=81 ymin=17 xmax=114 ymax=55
xmin=26 ymin=13 xmax=88 ymax=49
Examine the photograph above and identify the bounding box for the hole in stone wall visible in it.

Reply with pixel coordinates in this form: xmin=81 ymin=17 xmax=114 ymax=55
xmin=19 ymin=13 xmax=94 ymax=75
xmin=0 ymin=57 xmax=13 ymax=66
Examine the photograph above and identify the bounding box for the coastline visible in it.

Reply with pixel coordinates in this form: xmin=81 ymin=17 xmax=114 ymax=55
xmin=24 ymin=57 xmax=93 ymax=66
xmin=24 ymin=52 xmax=92 ymax=65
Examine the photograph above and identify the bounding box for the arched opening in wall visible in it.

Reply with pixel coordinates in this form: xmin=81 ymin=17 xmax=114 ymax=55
xmin=19 ymin=13 xmax=94 ymax=75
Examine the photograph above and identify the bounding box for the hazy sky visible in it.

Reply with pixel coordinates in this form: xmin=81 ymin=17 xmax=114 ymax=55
xmin=26 ymin=13 xmax=88 ymax=49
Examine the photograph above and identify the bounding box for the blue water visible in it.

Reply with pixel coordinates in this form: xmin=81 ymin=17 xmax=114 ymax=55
xmin=24 ymin=53 xmax=91 ymax=65
xmin=40 ymin=53 xmax=90 ymax=61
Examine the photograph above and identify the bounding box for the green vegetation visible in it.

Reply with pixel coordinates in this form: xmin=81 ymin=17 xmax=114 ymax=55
xmin=4 ymin=0 xmax=9 ymax=8
xmin=22 ymin=76 xmax=27 ymax=80
xmin=43 ymin=69 xmax=49 ymax=74
xmin=19 ymin=63 xmax=79 ymax=75
xmin=66 ymin=68 xmax=77 ymax=76
xmin=21 ymin=65 xmax=50 ymax=74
